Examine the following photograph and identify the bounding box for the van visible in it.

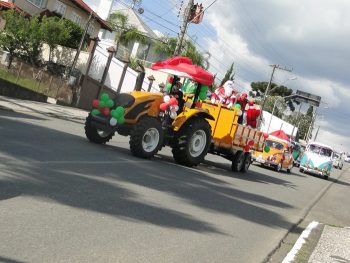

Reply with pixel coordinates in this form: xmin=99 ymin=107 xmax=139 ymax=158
xmin=252 ymin=135 xmax=294 ymax=173
xmin=299 ymin=142 xmax=333 ymax=179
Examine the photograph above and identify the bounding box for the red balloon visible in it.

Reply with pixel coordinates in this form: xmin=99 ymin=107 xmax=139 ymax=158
xmin=168 ymin=97 xmax=179 ymax=106
xmin=263 ymin=133 xmax=269 ymax=139
xmin=248 ymin=140 xmax=255 ymax=146
xmin=244 ymin=145 xmax=250 ymax=152
xmin=160 ymin=103 xmax=168 ymax=111
xmin=92 ymin=99 xmax=99 ymax=108
xmin=102 ymin=107 xmax=110 ymax=116
xmin=168 ymin=76 xmax=174 ymax=83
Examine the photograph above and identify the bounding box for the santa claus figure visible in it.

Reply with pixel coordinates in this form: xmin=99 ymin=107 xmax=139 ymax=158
xmin=211 ymin=80 xmax=237 ymax=106
xmin=246 ymin=99 xmax=261 ymax=129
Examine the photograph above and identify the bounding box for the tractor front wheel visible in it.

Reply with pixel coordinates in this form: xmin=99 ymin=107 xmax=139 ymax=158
xmin=172 ymin=118 xmax=211 ymax=167
xmin=129 ymin=117 xmax=164 ymax=159
xmin=85 ymin=114 xmax=114 ymax=144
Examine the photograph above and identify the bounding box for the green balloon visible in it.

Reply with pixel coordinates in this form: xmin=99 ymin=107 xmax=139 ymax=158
xmin=115 ymin=106 xmax=125 ymax=116
xmin=234 ymin=104 xmax=241 ymax=109
xmin=166 ymin=83 xmax=172 ymax=91
xmin=201 ymin=85 xmax=209 ymax=93
xmin=106 ymin=99 xmax=114 ymax=108
xmin=99 ymin=100 xmax=106 ymax=108
xmin=100 ymin=93 xmax=109 ymax=102
xmin=264 ymin=146 xmax=270 ymax=153
xmin=117 ymin=116 xmax=125 ymax=125
xmin=91 ymin=109 xmax=100 ymax=116
xmin=199 ymin=91 xmax=207 ymax=101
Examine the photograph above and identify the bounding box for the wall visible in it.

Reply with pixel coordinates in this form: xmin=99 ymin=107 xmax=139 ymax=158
xmin=41 ymin=43 xmax=89 ymax=72
xmin=12 ymin=0 xmax=43 ymax=15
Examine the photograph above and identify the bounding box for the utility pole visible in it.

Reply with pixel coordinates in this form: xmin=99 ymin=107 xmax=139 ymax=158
xmin=174 ymin=0 xmax=194 ymax=56
xmin=258 ymin=64 xmax=292 ymax=130
xmin=314 ymin=125 xmax=320 ymax=141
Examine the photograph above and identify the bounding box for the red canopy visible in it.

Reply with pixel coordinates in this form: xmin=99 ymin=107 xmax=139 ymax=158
xmin=151 ymin=56 xmax=214 ymax=86
xmin=269 ymin=130 xmax=290 ymax=141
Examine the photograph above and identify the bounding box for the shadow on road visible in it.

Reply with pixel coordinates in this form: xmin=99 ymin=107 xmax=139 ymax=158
xmin=0 ymin=113 xmax=295 ymax=234
xmin=0 ymin=256 xmax=27 ymax=263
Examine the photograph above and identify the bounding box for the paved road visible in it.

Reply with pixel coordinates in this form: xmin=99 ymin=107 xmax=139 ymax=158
xmin=0 ymin=109 xmax=347 ymax=263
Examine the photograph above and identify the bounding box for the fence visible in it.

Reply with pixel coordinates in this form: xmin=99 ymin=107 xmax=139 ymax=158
xmin=0 ymin=57 xmax=74 ymax=103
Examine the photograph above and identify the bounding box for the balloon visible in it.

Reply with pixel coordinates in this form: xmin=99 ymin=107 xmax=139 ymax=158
xmin=244 ymin=145 xmax=250 ymax=152
xmin=102 ymin=107 xmax=110 ymax=116
xmin=173 ymin=105 xmax=179 ymax=112
xmin=99 ymin=100 xmax=106 ymax=108
xmin=92 ymin=99 xmax=99 ymax=108
xmin=170 ymin=111 xmax=177 ymax=119
xmin=115 ymin=106 xmax=125 ymax=116
xmin=199 ymin=91 xmax=207 ymax=101
xmin=264 ymin=146 xmax=270 ymax=153
xmin=100 ymin=93 xmax=109 ymax=102
xmin=237 ymin=110 xmax=243 ymax=116
xmin=168 ymin=97 xmax=178 ymax=106
xmin=91 ymin=109 xmax=100 ymax=116
xmin=168 ymin=76 xmax=174 ymax=83
xmin=106 ymin=99 xmax=114 ymax=108
xmin=248 ymin=140 xmax=255 ymax=146
xmin=263 ymin=133 xmax=269 ymax=139
xmin=118 ymin=116 xmax=125 ymax=125
xmin=110 ymin=117 xmax=118 ymax=126
xmin=166 ymin=83 xmax=172 ymax=91
xmin=163 ymin=95 xmax=171 ymax=103
xmin=234 ymin=104 xmax=241 ymax=109
xmin=160 ymin=103 xmax=168 ymax=111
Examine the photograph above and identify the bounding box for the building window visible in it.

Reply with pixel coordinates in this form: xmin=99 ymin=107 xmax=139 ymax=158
xmin=54 ymin=1 xmax=66 ymax=16
xmin=26 ymin=0 xmax=44 ymax=7
xmin=71 ymin=12 xmax=81 ymax=25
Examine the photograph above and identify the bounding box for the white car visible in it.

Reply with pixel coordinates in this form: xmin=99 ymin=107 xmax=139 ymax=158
xmin=332 ymin=153 xmax=343 ymax=170
xmin=345 ymin=155 xmax=350 ymax=163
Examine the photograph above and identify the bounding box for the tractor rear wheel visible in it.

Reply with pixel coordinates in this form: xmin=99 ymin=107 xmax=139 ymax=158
xmin=130 ymin=117 xmax=164 ymax=159
xmin=240 ymin=152 xmax=252 ymax=173
xmin=172 ymin=118 xmax=211 ymax=167
xmin=85 ymin=114 xmax=114 ymax=144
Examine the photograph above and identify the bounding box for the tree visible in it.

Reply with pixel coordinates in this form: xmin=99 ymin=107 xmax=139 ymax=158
xmin=108 ymin=11 xmax=148 ymax=56
xmin=40 ymin=16 xmax=70 ymax=62
xmin=154 ymin=36 xmax=210 ymax=69
xmin=59 ymin=19 xmax=83 ymax=49
xmin=220 ymin=62 xmax=235 ymax=86
xmin=0 ymin=10 xmax=28 ymax=68
xmin=20 ymin=16 xmax=43 ymax=66
xmin=250 ymin=82 xmax=293 ymax=98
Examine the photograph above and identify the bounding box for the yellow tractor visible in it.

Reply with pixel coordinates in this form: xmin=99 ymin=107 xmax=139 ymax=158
xmin=84 ymin=57 xmax=266 ymax=171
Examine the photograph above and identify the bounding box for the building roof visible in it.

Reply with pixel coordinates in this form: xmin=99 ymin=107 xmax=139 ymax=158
xmin=70 ymin=0 xmax=112 ymax=31
xmin=0 ymin=1 xmax=26 ymax=14
xmin=116 ymin=8 xmax=158 ymax=39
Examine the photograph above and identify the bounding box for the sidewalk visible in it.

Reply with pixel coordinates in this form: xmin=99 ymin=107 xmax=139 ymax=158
xmin=0 ymin=95 xmax=88 ymax=121
xmin=278 ymin=166 xmax=350 ymax=263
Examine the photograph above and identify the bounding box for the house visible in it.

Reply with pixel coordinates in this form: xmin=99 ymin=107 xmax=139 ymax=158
xmin=0 ymin=0 xmax=111 ymax=37
xmin=99 ymin=7 xmax=166 ymax=64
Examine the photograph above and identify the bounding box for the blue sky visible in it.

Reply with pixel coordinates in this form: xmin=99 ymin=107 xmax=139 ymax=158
xmin=85 ymin=0 xmax=350 ymax=153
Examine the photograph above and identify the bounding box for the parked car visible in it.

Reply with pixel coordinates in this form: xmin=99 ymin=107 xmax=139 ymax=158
xmin=345 ymin=155 xmax=350 ymax=163
xmin=332 ymin=152 xmax=344 ymax=170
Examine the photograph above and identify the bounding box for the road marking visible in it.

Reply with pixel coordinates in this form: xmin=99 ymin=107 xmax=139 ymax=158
xmin=0 ymin=160 xmax=151 ymax=165
xmin=282 ymin=221 xmax=319 ymax=263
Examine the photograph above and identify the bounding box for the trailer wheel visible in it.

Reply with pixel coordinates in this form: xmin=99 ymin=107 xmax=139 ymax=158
xmin=85 ymin=114 xmax=114 ymax=144
xmin=172 ymin=118 xmax=211 ymax=167
xmin=275 ymin=163 xmax=282 ymax=172
xmin=240 ymin=153 xmax=252 ymax=173
xmin=129 ymin=116 xmax=164 ymax=159
xmin=232 ymin=151 xmax=244 ymax=172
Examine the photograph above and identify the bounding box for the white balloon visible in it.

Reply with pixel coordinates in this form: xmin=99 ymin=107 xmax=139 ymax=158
xmin=173 ymin=105 xmax=179 ymax=111
xmin=110 ymin=117 xmax=118 ymax=126
xmin=163 ymin=95 xmax=170 ymax=103
xmin=170 ymin=111 xmax=177 ymax=119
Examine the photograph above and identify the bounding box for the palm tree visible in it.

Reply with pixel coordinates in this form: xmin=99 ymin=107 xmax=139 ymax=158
xmin=154 ymin=36 xmax=210 ymax=69
xmin=107 ymin=11 xmax=148 ymax=57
